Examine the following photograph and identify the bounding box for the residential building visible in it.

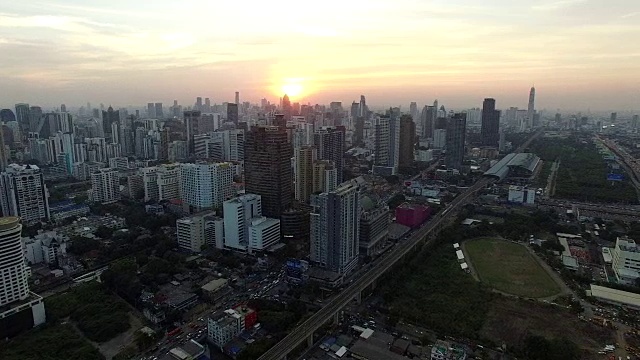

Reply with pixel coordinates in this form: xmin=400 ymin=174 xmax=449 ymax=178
xmin=312 ymin=160 xmax=337 ymax=194
xmin=180 ymin=162 xmax=234 ymax=213
xmin=0 ymin=217 xmax=46 ymax=339
xmin=611 ymin=236 xmax=640 ymax=285
xmin=294 ymin=146 xmax=317 ymax=203
xmin=207 ymin=309 xmax=243 ymax=350
xmin=0 ymin=164 xmax=50 ymax=222
xmin=223 ymin=194 xmax=280 ymax=253
xmin=314 ymin=126 xmax=345 ymax=183
xmin=22 ymin=231 xmax=69 ymax=265
xmin=310 ymin=180 xmax=361 ymax=276
xmin=90 ymin=168 xmax=120 ymax=204
xmin=244 ymin=126 xmax=292 ymax=217
xmin=359 ymin=196 xmax=389 ymax=257
xmin=108 ymin=157 xmax=129 ymax=170
xmin=176 ymin=211 xmax=223 ymax=252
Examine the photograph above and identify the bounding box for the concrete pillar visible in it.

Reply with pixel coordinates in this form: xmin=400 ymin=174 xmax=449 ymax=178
xmin=307 ymin=333 xmax=314 ymax=348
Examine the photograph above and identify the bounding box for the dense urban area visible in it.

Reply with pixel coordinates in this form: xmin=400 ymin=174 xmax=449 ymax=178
xmin=1 ymin=91 xmax=640 ymax=360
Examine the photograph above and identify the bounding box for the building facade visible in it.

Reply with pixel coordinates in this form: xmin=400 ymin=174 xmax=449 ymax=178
xmin=90 ymin=168 xmax=120 ymax=204
xmin=0 ymin=164 xmax=50 ymax=222
xmin=612 ymin=236 xmax=640 ymax=285
xmin=179 ymin=162 xmax=234 ymax=213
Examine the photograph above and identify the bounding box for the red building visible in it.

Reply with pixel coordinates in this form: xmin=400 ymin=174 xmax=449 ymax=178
xmin=233 ymin=305 xmax=257 ymax=330
xmin=395 ymin=203 xmax=431 ymax=229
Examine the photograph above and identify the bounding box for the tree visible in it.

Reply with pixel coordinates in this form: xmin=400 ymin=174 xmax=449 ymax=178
xmin=68 ymin=236 xmax=100 ymax=256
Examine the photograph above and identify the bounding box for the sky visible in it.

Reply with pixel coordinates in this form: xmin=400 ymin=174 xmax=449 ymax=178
xmin=0 ymin=0 xmax=639 ymax=112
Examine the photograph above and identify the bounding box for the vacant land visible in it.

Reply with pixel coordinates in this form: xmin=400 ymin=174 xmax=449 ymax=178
xmin=482 ymin=297 xmax=614 ymax=359
xmin=465 ymin=238 xmax=561 ymax=298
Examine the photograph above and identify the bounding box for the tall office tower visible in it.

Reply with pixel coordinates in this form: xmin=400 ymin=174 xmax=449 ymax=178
xmin=176 ymin=211 xmax=223 ymax=253
xmin=223 ymin=194 xmax=281 ymax=253
xmin=101 ymin=106 xmax=119 ymax=142
xmin=0 ymin=164 xmax=50 ymax=222
xmin=15 ymin=104 xmax=30 ymax=134
xmin=445 ymin=113 xmax=467 ymax=170
xmin=227 ymin=129 xmax=245 ymax=162
xmin=505 ymin=107 xmax=518 ymax=128
xmin=433 ymin=128 xmax=447 ymax=149
xmin=244 ymin=126 xmax=293 ymax=218
xmin=313 ymin=160 xmax=338 ymax=194
xmin=353 ymin=117 xmax=365 ymax=146
xmin=282 ymin=94 xmax=292 ymax=121
xmin=358 ymin=95 xmax=367 ymax=118
xmin=313 ymin=126 xmax=345 ymax=183
xmin=154 ymin=103 xmax=163 ymax=118
xmin=147 ymin=103 xmax=155 ymax=118
xmin=227 ymin=103 xmax=239 ymax=125
xmin=0 ymin=109 xmax=16 ymax=122
xmin=481 ymin=98 xmax=500 ymax=147
xmin=526 ymin=87 xmax=535 ymax=129
xmin=179 ymin=162 xmax=234 ymax=213
xmin=196 ymin=97 xmax=203 ymax=111
xmin=28 ymin=106 xmax=43 ymax=134
xmin=409 ymin=102 xmax=419 ymax=131
xmin=0 ymin=216 xmax=46 ymax=338
xmin=610 ymin=112 xmax=617 ymax=123
xmin=294 ymin=146 xmax=317 ymax=203
xmin=398 ymin=115 xmax=416 ymax=167
xmin=203 ymin=98 xmax=210 ymax=112
xmin=184 ymin=110 xmax=201 ymax=155
xmin=388 ymin=110 xmax=401 ymax=173
xmin=235 ymin=91 xmax=240 ymax=105
xmin=421 ymin=105 xmax=437 ymax=139
xmin=310 ymin=180 xmax=361 ymax=276
xmin=350 ymin=101 xmax=359 ymax=121
xmin=632 ymin=115 xmax=639 ymax=129
xmin=90 ymin=168 xmax=120 ymax=204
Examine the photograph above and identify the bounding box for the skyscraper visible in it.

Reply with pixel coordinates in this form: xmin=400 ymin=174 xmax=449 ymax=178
xmin=310 ymin=180 xmax=361 ymax=276
xmin=399 ymin=115 xmax=416 ymax=167
xmin=154 ymin=103 xmax=163 ymax=118
xmin=481 ymin=98 xmax=500 ymax=147
xmin=14 ymin=104 xmax=30 ymax=134
xmin=28 ymin=106 xmax=43 ymax=135
xmin=294 ymin=146 xmax=317 ymax=203
xmin=227 ymin=103 xmax=239 ymax=125
xmin=409 ymin=102 xmax=419 ymax=133
xmin=235 ymin=91 xmax=240 ymax=105
xmin=244 ymin=126 xmax=293 ymax=218
xmin=0 ymin=164 xmax=50 ymax=222
xmin=0 ymin=109 xmax=16 ymax=123
xmin=527 ymin=87 xmax=536 ymax=130
xmin=282 ymin=94 xmax=292 ymax=121
xmin=445 ymin=113 xmax=467 ymax=170
xmin=147 ymin=103 xmax=155 ymax=118
xmin=358 ymin=95 xmax=367 ymax=118
xmin=90 ymin=168 xmax=120 ymax=204
xmin=184 ymin=110 xmax=201 ymax=155
xmin=421 ymin=105 xmax=437 ymax=139
xmin=314 ymin=126 xmax=345 ymax=183
xmin=101 ymin=106 xmax=119 ymax=142
xmin=610 ymin=112 xmax=617 ymax=123
xmin=179 ymin=162 xmax=234 ymax=213
xmin=372 ymin=116 xmax=391 ymax=175
xmin=0 ymin=216 xmax=46 ymax=338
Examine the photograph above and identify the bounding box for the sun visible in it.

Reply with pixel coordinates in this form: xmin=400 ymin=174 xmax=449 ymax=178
xmin=281 ymin=81 xmax=304 ymax=98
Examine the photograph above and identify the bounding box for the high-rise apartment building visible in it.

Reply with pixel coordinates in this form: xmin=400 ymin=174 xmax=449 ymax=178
xmin=314 ymin=126 xmax=345 ymax=183
xmin=184 ymin=110 xmax=201 ymax=155
xmin=445 ymin=113 xmax=467 ymax=170
xmin=421 ymin=105 xmax=437 ymax=139
xmin=15 ymin=103 xmax=30 ymax=134
xmin=0 ymin=217 xmax=46 ymax=338
xmin=223 ymin=194 xmax=280 ymax=253
xmin=526 ymin=87 xmax=536 ymax=130
xmin=90 ymin=168 xmax=120 ymax=204
xmin=399 ymin=115 xmax=415 ymax=167
xmin=310 ymin=181 xmax=361 ymax=276
xmin=372 ymin=116 xmax=390 ymax=176
xmin=0 ymin=164 xmax=49 ymax=222
xmin=312 ymin=160 xmax=338 ymax=194
xmin=481 ymin=98 xmax=500 ymax=147
xmin=244 ymin=126 xmax=292 ymax=218
xmin=176 ymin=211 xmax=223 ymax=252
xmin=294 ymin=146 xmax=317 ymax=203
xmin=179 ymin=162 xmax=234 ymax=213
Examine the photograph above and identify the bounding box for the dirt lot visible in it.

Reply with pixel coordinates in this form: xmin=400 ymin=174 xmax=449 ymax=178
xmin=481 ymin=297 xmax=615 ymax=359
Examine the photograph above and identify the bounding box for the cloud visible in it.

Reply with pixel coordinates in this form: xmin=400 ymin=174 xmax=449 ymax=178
xmin=621 ymin=12 xmax=640 ymax=19
xmin=532 ymin=0 xmax=587 ymax=11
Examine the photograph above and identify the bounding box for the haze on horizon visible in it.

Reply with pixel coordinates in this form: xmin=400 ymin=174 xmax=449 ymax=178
xmin=0 ymin=0 xmax=639 ymax=111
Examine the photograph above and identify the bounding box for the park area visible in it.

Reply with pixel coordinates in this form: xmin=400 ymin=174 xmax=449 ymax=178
xmin=465 ymin=238 xmax=561 ymax=298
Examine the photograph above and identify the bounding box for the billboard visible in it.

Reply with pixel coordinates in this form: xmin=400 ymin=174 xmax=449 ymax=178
xmin=607 ymin=173 xmax=623 ymax=181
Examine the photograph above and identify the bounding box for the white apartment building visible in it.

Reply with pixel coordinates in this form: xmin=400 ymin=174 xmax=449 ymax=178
xmin=612 ymin=236 xmax=640 ymax=285
xmin=180 ymin=162 xmax=234 ymax=212
xmin=0 ymin=217 xmax=30 ymax=307
xmin=248 ymin=217 xmax=281 ymax=252
xmin=90 ymin=168 xmax=120 ymax=204
xmin=176 ymin=211 xmax=223 ymax=252
xmin=208 ymin=309 xmax=243 ymax=350
xmin=108 ymin=157 xmax=130 ymax=170
xmin=223 ymin=194 xmax=262 ymax=252
xmin=22 ymin=231 xmax=69 ymax=265
xmin=0 ymin=164 xmax=50 ymax=222
xmin=310 ymin=180 xmax=361 ymax=276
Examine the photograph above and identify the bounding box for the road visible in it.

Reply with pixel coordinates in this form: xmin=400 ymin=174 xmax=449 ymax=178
xmin=257 ymin=179 xmax=489 ymax=360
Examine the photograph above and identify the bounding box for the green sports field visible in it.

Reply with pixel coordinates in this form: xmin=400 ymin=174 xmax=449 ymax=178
xmin=465 ymin=238 xmax=561 ymax=298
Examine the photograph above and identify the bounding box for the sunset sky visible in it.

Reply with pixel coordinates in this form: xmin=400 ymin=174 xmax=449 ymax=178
xmin=0 ymin=0 xmax=639 ymax=111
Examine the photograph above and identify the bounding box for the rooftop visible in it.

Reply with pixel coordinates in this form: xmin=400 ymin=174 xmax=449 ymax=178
xmin=589 ymin=284 xmax=640 ymax=308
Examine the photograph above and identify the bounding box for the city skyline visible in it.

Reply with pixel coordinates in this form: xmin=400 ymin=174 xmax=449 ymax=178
xmin=0 ymin=0 xmax=639 ymax=111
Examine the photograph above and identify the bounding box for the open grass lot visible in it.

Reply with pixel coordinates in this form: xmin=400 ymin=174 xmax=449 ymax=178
xmin=465 ymin=238 xmax=561 ymax=298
